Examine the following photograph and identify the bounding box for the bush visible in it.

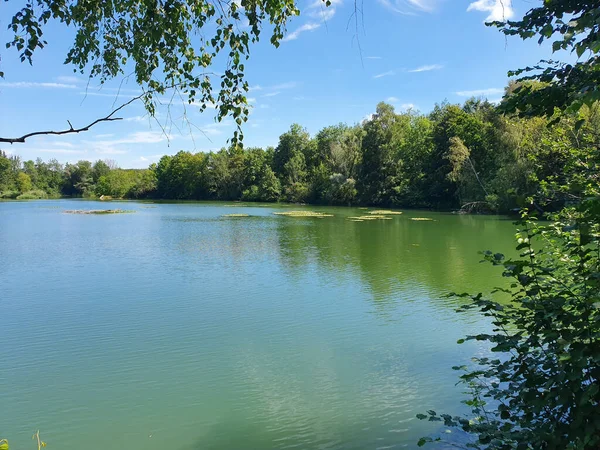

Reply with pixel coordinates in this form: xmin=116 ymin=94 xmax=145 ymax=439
xmin=0 ymin=190 xmax=19 ymax=199
xmin=418 ymin=197 xmax=600 ymax=449
xmin=16 ymin=190 xmax=49 ymax=200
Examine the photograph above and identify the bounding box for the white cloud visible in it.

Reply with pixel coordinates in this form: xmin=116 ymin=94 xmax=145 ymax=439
xmin=55 ymin=75 xmax=82 ymax=84
xmin=307 ymin=0 xmax=343 ymax=21
xmin=94 ymin=134 xmax=115 ymax=138
xmin=282 ymin=22 xmax=321 ymax=41
xmin=263 ymin=91 xmax=281 ymax=97
xmin=362 ymin=113 xmax=375 ymax=122
xmin=95 ymin=148 xmax=128 ymax=155
xmin=0 ymin=81 xmax=77 ymax=89
xmin=37 ymin=148 xmax=86 ymax=154
xmin=366 ymin=56 xmax=383 ymax=60
xmin=49 ymin=141 xmax=76 ymax=148
xmin=271 ymin=81 xmax=298 ymax=90
xmin=248 ymin=85 xmax=263 ymax=91
xmin=293 ymin=96 xmax=306 ymax=100
xmin=467 ymin=0 xmax=513 ymax=22
xmin=456 ymin=87 xmax=504 ymax=97
xmin=140 ymin=156 xmax=149 ymax=162
xmin=408 ymin=64 xmax=444 ymax=73
xmin=377 ymin=0 xmax=439 ymax=15
xmin=124 ymin=115 xmax=150 ymax=122
xmin=385 ymin=98 xmax=415 ymax=110
xmin=373 ymin=70 xmax=395 ymax=79
xmin=79 ymin=91 xmax=133 ymax=98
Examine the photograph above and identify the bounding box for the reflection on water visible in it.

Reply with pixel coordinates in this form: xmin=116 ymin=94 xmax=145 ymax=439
xmin=0 ymin=201 xmax=516 ymax=450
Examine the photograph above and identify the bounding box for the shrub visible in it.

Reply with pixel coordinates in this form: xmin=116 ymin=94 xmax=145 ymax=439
xmin=16 ymin=190 xmax=49 ymax=200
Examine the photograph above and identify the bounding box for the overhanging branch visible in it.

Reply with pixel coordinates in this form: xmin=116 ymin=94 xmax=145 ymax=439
xmin=0 ymin=94 xmax=144 ymax=144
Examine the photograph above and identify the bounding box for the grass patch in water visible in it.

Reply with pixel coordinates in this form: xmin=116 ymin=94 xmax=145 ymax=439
xmin=63 ymin=209 xmax=135 ymax=215
xmin=348 ymin=215 xmax=392 ymax=220
xmin=410 ymin=217 xmax=435 ymax=221
xmin=369 ymin=210 xmax=403 ymax=215
xmin=273 ymin=211 xmax=333 ymax=218
xmin=222 ymin=213 xmax=251 ymax=218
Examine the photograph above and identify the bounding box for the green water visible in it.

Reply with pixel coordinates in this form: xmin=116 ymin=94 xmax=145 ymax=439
xmin=0 ymin=200 xmax=516 ymax=449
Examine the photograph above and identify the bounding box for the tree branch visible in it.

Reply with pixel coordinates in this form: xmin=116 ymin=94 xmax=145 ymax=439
xmin=0 ymin=94 xmax=143 ymax=144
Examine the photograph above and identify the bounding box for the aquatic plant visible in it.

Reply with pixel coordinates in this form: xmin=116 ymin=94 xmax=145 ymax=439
xmin=32 ymin=431 xmax=46 ymax=450
xmin=348 ymin=215 xmax=392 ymax=220
xmin=273 ymin=211 xmax=333 ymax=217
xmin=63 ymin=209 xmax=135 ymax=215
xmin=222 ymin=213 xmax=251 ymax=218
xmin=368 ymin=210 xmax=403 ymax=215
xmin=410 ymin=217 xmax=435 ymax=221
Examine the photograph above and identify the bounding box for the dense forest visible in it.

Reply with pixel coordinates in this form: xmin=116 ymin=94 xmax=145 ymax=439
xmin=2 ymin=86 xmax=598 ymax=214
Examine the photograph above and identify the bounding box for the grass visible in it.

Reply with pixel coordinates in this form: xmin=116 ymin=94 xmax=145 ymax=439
xmin=273 ymin=211 xmax=334 ymax=218
xmin=63 ymin=209 xmax=135 ymax=215
xmin=16 ymin=190 xmax=49 ymax=200
xmin=222 ymin=213 xmax=251 ymax=218
xmin=368 ymin=210 xmax=403 ymax=215
xmin=410 ymin=217 xmax=435 ymax=221
xmin=348 ymin=215 xmax=392 ymax=220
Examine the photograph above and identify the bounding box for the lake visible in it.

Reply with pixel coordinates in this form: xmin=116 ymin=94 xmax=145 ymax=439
xmin=0 ymin=200 xmax=516 ymax=450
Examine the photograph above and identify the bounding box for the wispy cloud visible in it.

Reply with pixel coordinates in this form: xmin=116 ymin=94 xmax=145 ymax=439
xmin=124 ymin=115 xmax=150 ymax=123
xmin=366 ymin=56 xmax=383 ymax=60
xmin=0 ymin=81 xmax=77 ymax=89
xmin=408 ymin=64 xmax=444 ymax=73
xmin=456 ymin=87 xmax=504 ymax=97
xmin=263 ymin=91 xmax=281 ymax=98
xmin=55 ymin=75 xmax=82 ymax=84
xmin=37 ymin=148 xmax=87 ymax=154
xmin=373 ymin=70 xmax=395 ymax=79
xmin=377 ymin=0 xmax=440 ymax=15
xmin=385 ymin=97 xmax=416 ymax=110
xmin=271 ymin=81 xmax=298 ymax=90
xmin=307 ymin=0 xmax=343 ymax=21
xmin=79 ymin=91 xmax=133 ymax=98
xmin=467 ymin=0 xmax=513 ymax=22
xmin=281 ymin=0 xmax=342 ymax=41
xmin=282 ymin=22 xmax=322 ymax=41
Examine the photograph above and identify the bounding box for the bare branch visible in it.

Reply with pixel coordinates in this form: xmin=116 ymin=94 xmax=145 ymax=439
xmin=0 ymin=94 xmax=143 ymax=144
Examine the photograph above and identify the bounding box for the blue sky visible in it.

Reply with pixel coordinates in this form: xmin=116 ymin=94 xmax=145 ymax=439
xmin=0 ymin=0 xmax=553 ymax=168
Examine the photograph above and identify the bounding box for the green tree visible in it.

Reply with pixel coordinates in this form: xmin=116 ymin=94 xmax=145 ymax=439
xmin=16 ymin=172 xmax=32 ymax=193
xmin=92 ymin=160 xmax=111 ymax=183
xmin=495 ymin=2 xmax=600 ymax=118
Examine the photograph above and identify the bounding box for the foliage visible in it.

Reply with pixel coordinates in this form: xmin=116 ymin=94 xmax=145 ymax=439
xmin=2 ymin=0 xmax=334 ymax=144
xmin=16 ymin=189 xmax=48 ymax=200
xmin=494 ymin=2 xmax=600 ymax=119
xmin=419 ymin=193 xmax=600 ymax=448
xmin=16 ymin=172 xmax=32 ymax=193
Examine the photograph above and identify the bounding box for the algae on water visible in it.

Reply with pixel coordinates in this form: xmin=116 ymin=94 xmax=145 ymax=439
xmin=273 ymin=211 xmax=333 ymax=218
xmin=63 ymin=209 xmax=135 ymax=215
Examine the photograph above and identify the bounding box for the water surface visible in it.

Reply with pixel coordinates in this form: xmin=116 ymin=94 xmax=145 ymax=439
xmin=0 ymin=201 xmax=516 ymax=449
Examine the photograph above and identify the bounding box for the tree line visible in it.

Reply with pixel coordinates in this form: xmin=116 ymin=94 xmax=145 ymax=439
xmin=2 ymin=89 xmax=598 ymax=213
